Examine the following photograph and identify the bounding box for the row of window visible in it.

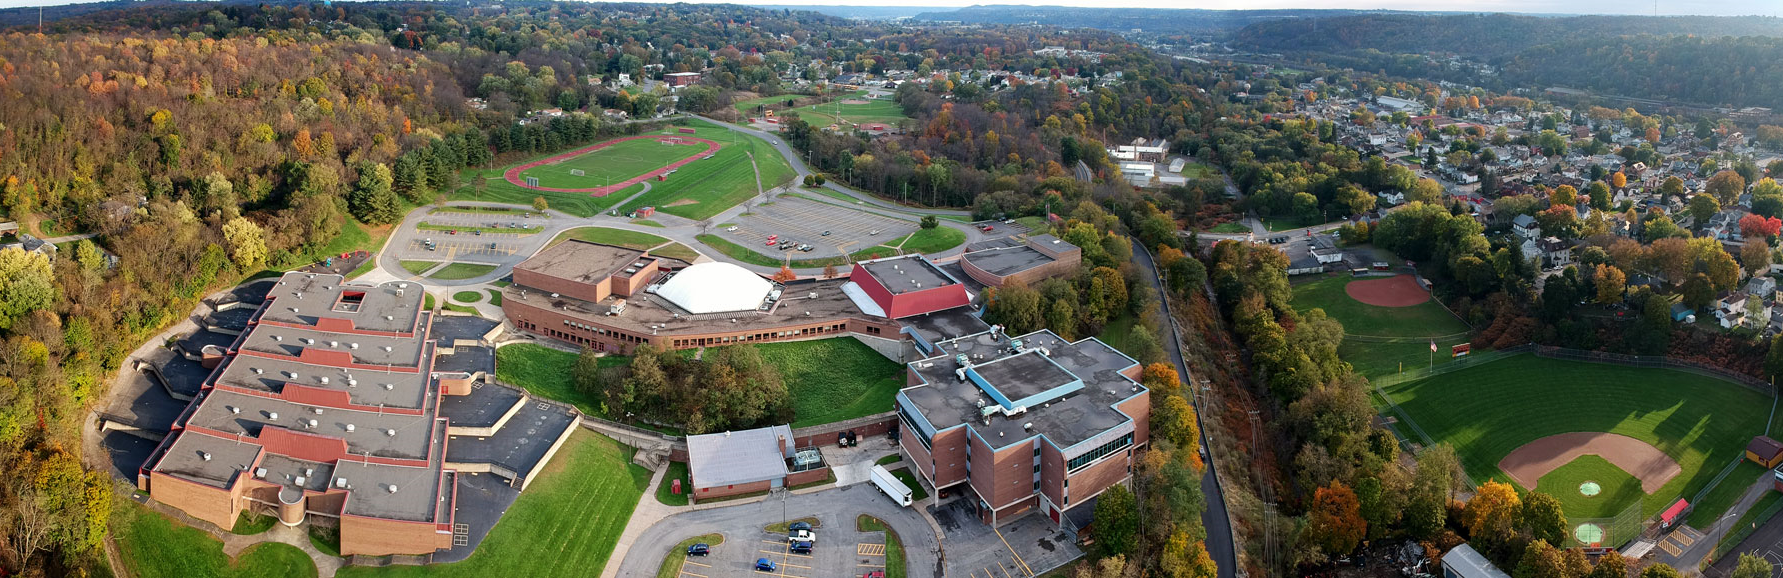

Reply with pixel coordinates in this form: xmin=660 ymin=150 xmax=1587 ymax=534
xmin=1066 ymin=433 xmax=1134 ymax=473
xmin=669 ymin=323 xmax=849 ymax=348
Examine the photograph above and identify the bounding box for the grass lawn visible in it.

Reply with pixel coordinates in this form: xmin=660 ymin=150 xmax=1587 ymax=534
xmin=451 ymin=169 xmax=640 ymax=218
xmin=230 ymin=511 xmax=277 ymax=535
xmin=431 ymin=205 xmax=543 ymax=217
xmin=1688 ymin=460 xmax=1767 ymax=528
xmin=112 ymin=496 xmax=318 ymax=578
xmin=765 ymin=517 xmax=822 ymax=533
xmin=794 ymin=91 xmax=909 ymax=126
xmin=875 ymin=454 xmax=902 ymax=465
xmin=400 ymin=260 xmax=438 ymax=275
xmin=1292 ymin=274 xmax=1469 ymax=338
xmin=1204 ymin=222 xmax=1249 ymax=234
xmin=452 ymin=290 xmax=483 ymax=303
xmin=309 ymin=525 xmax=340 ymax=558
xmin=424 ymin=293 xmax=435 ymax=311
xmin=429 ymin=263 xmax=498 ymax=281
xmin=487 ymin=289 xmax=503 ymax=306
xmin=895 ymin=226 xmax=966 ymax=254
xmin=888 ymin=468 xmax=929 ymax=502
xmin=744 ymin=339 xmax=902 ymax=428
xmin=732 ymin=92 xmax=808 ymax=116
xmin=1340 ymin=336 xmax=1479 ymax=379
xmin=655 ymin=461 xmax=691 ymax=506
xmin=417 ymin=222 xmax=541 ymax=236
xmin=633 ymin=219 xmax=665 ymax=227
xmin=495 ymin=344 xmax=627 ymax=416
xmin=1015 ymin=216 xmax=1051 ymax=232
xmin=339 ymin=431 xmax=652 ymax=578
xmin=518 ymin=137 xmax=708 ymax=189
xmin=1531 ymin=455 xmax=1648 ymax=520
xmin=696 ymin=234 xmax=888 ymax=269
xmin=656 ymin=534 xmax=724 ymax=578
xmin=858 ymin=515 xmax=906 ymax=578
xmin=550 ymin=227 xmax=670 ymax=250
xmin=1098 ymin=313 xmax=1149 ymax=361
xmin=652 ymin=242 xmax=702 ymax=262
xmin=1263 ymin=215 xmax=1340 ymax=232
xmin=614 ymin=119 xmax=796 ymax=220
xmin=1382 ymin=355 xmax=1771 ymax=520
xmin=443 ymin=303 xmax=480 ymax=315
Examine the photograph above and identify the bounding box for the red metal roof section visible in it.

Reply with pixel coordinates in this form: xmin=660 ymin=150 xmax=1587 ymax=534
xmin=1660 ymin=498 xmax=1689 ymax=523
xmin=848 ymin=262 xmax=971 ymax=319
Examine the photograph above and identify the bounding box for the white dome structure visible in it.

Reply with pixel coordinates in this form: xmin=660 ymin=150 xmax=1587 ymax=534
xmin=656 ymin=262 xmax=773 ymax=314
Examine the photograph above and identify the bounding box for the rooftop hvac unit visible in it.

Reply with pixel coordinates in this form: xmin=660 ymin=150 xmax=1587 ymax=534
xmin=346 ymin=379 xmax=357 ymax=387
xmin=313 ymin=408 xmax=324 ymax=414
xmin=808 ymin=292 xmax=817 ymax=299
xmin=397 ymin=283 xmax=407 ymax=289
xmin=550 ymin=293 xmax=559 ymax=298
xmin=345 ymin=424 xmax=356 ymax=432
xmin=396 ymin=289 xmax=404 ymax=297
xmin=335 ymin=478 xmax=348 ymax=489
xmin=1023 ymin=422 xmax=1033 ymax=430
xmin=253 ymin=467 xmax=267 ymax=479
xmin=294 ymin=476 xmax=307 ymax=486
xmin=328 ymin=341 xmax=338 ymax=348
xmin=793 ymin=449 xmax=822 ymax=467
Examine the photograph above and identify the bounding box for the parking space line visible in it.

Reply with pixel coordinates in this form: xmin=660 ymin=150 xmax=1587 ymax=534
xmin=680 ymin=571 xmax=707 ymax=578
xmin=684 ymin=560 xmax=711 ymax=568
xmin=782 ymin=562 xmax=812 ymax=569
xmin=995 ymin=527 xmax=1035 ymax=576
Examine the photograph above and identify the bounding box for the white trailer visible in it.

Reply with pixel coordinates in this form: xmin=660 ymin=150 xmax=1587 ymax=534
xmin=869 ymin=465 xmax=914 ymax=507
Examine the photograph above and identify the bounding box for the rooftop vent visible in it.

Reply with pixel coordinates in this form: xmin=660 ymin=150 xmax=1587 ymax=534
xmin=328 ymin=341 xmax=338 ymax=348
xmin=381 ymin=346 xmax=393 ymax=352
xmin=1023 ymin=422 xmax=1033 ymax=430
xmin=272 ymin=335 xmax=283 ymax=342
xmin=304 ymin=468 xmax=313 ymax=476
xmin=229 ymin=406 xmax=240 ymax=414
xmin=319 ymin=376 xmax=329 ymax=384
xmin=254 ymin=467 xmax=267 ymax=479
xmin=287 ymin=371 xmax=299 ymax=379
xmin=302 ymin=338 xmax=314 ymax=345
xmin=346 ymin=379 xmax=357 ymax=387
xmin=335 ymin=477 xmax=348 ymax=489
xmin=267 ymin=411 xmax=279 ymax=420
xmin=252 ymin=367 xmax=263 ymax=375
xmin=294 ymin=476 xmax=307 ymax=486
xmin=383 ymin=383 xmax=394 ymax=391
xmin=386 ymin=429 xmax=397 ymax=437
xmin=307 ymin=419 xmax=318 ymax=428
xmin=312 ymin=408 xmax=324 ymax=415
xmin=345 ymin=424 xmax=356 ymax=432
xmin=199 ymin=451 xmax=212 ymax=461
xmin=349 ymin=343 xmax=359 ymax=350
xmin=384 ymin=316 xmax=394 ymax=321
xmin=387 ymin=485 xmax=399 ymax=494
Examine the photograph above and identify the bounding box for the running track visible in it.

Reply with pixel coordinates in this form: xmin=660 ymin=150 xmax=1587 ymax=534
xmin=502 ymin=134 xmax=721 ymax=195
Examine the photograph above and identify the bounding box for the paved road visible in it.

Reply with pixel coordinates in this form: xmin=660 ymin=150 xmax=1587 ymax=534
xmin=1131 ymin=239 xmax=1238 ymax=578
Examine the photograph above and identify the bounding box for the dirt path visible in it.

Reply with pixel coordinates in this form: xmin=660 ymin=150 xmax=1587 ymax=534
xmin=1344 ymin=274 xmax=1430 ymax=307
xmin=1498 ymin=432 xmax=1681 ymax=493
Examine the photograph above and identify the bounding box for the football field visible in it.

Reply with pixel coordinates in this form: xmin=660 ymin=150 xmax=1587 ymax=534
xmin=516 ymin=137 xmax=708 ymax=189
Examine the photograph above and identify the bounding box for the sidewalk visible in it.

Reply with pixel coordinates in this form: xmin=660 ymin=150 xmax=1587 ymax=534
xmin=1663 ymin=468 xmax=1775 ymax=571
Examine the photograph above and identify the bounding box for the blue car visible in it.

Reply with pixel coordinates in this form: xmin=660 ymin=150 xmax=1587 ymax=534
xmin=686 ymin=543 xmax=710 ymax=556
xmin=787 ymin=521 xmax=812 ymax=532
xmin=755 ymin=558 xmax=778 ymax=572
xmin=790 ymin=541 xmax=814 ymax=554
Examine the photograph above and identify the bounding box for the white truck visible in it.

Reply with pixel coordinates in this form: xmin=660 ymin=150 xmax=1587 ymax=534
xmin=869 ymin=465 xmax=914 ymax=507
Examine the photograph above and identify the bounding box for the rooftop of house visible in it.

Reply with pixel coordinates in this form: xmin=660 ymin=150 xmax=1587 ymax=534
xmin=859 ymin=255 xmax=959 ymax=295
xmin=902 ymin=329 xmax=1144 ymax=450
xmin=256 ymin=273 xmax=425 ymax=334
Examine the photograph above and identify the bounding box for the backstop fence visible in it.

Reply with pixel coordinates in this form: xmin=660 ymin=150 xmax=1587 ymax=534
xmin=1565 ymin=499 xmax=1646 ymax=551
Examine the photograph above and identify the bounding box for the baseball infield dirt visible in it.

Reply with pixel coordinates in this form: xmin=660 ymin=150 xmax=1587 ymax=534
xmin=1344 ymin=274 xmax=1429 ymax=307
xmin=1498 ymin=432 xmax=1680 ymax=493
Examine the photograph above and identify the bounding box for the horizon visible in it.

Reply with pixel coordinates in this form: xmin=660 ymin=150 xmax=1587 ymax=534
xmin=2 ymin=0 xmax=1782 ymax=17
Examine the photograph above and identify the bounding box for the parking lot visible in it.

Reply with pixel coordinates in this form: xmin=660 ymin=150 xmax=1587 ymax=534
xmin=387 ymin=212 xmax=555 ymax=267
xmin=725 ymin=197 xmax=917 ymax=259
xmin=929 ymin=500 xmax=1079 ymax=578
xmin=667 ymin=512 xmax=895 ymax=578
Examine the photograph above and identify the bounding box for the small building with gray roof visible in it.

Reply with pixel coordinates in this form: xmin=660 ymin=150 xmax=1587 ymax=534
xmin=683 ymin=425 xmax=829 ymax=500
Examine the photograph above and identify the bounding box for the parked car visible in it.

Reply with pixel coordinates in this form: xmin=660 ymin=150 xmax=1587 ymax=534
xmin=686 ymin=543 xmax=710 ymax=556
xmin=727 ymin=226 xmax=739 ymax=232
xmin=980 ymin=225 xmax=995 ymax=232
xmin=488 ymin=243 xmax=498 ymax=249
xmin=787 ymin=521 xmax=812 ymax=532
xmin=821 ymin=230 xmax=832 ymax=236
xmin=863 ymin=572 xmax=886 ymax=578
xmin=755 ymin=558 xmax=778 ymax=572
xmin=869 ymin=230 xmax=880 ymax=236
xmin=788 ymin=529 xmax=816 ymax=543
xmin=799 ymin=245 xmax=814 ymax=252
xmin=790 ymin=541 xmax=813 ymax=555
xmin=767 ymin=234 xmax=779 ymax=240
xmin=766 ymin=240 xmax=777 ymax=246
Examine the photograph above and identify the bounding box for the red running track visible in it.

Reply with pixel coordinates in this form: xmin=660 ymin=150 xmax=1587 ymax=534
xmin=502 ymin=135 xmax=722 ymax=195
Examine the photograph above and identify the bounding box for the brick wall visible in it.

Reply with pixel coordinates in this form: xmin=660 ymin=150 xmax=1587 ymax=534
xmin=695 ymin=479 xmax=773 ymax=500
xmin=787 ymin=467 xmax=829 ymax=486
xmin=1116 ymin=391 xmax=1151 ymax=447
xmin=511 ymin=268 xmax=611 ymax=305
xmin=1064 ymin=447 xmax=1132 ymax=510
xmin=791 ymin=414 xmax=895 ymax=448
xmin=899 ymin=420 xmax=935 ymax=481
xmin=340 ymin=514 xmax=452 ymax=556
xmin=930 ymin=427 xmax=969 ymax=487
xmin=149 ymin=472 xmax=242 ymax=530
xmin=1038 ymin=441 xmax=1065 ymax=510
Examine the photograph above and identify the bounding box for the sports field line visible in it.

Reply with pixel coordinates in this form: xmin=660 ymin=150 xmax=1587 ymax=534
xmin=502 ymin=135 xmax=719 ymax=195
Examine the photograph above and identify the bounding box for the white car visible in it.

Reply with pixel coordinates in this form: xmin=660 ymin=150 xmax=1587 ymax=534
xmin=726 ymin=226 xmax=739 ymax=232
xmin=787 ymin=529 xmax=816 ymax=543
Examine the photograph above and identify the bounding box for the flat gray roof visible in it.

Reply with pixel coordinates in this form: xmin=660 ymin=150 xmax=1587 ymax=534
xmin=255 ymin=454 xmax=334 ymax=493
xmin=860 ymin=256 xmax=958 ymax=295
xmin=155 ymin=430 xmax=261 ymax=489
xmin=186 ymin=389 xmax=437 ymax=461
xmin=961 ymin=245 xmax=1055 ymax=276
xmin=902 ymin=307 xmax=992 ymax=347
xmin=336 ymin=434 xmax=447 ymax=521
xmin=211 ymin=348 xmax=432 ymax=410
xmin=446 ymin=398 xmax=579 ymax=480
xmin=903 ymin=329 xmax=1142 ymax=450
xmin=438 ymin=380 xmax=525 ymax=430
xmin=256 ymin=273 xmax=424 ymax=334
xmin=516 ymin=240 xmax=645 ymax=285
xmin=504 ymin=278 xmax=866 ymax=336
xmin=969 ymin=351 xmax=1080 ymax=406
xmin=685 ymin=425 xmax=793 ymax=489
xmin=233 ymin=323 xmax=427 ymax=368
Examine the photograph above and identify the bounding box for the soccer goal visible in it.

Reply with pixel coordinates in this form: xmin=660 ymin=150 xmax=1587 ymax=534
xmin=569 ymin=169 xmax=586 ymax=176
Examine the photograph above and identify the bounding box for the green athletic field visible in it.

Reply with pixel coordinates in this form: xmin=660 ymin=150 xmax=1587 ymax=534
xmin=1292 ymin=275 xmax=1470 ymax=338
xmin=613 ymin=119 xmax=796 ymax=221
xmin=732 ymin=93 xmax=805 ymax=116
xmin=1382 ymin=354 xmax=1771 ymax=522
xmin=515 ymin=137 xmax=709 ymax=189
xmin=1534 ymin=455 xmax=1647 ymax=519
xmin=793 ymin=91 xmax=908 ymax=126
xmin=450 ymin=172 xmax=640 ymax=218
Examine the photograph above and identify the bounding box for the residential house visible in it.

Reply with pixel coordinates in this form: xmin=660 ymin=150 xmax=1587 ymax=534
xmin=1512 ymin=214 xmax=1541 ymax=239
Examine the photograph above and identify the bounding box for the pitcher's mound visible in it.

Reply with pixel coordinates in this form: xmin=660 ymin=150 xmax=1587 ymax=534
xmin=1345 ymin=275 xmax=1428 ymax=307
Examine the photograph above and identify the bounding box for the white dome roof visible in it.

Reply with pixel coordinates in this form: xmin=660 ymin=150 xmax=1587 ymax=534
xmin=656 ymin=262 xmax=773 ymax=314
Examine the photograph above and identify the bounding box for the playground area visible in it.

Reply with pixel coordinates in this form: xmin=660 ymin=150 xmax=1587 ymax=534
xmin=504 ymin=134 xmax=720 ymax=195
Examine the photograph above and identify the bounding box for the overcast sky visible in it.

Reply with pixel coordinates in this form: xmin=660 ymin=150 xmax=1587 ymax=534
xmin=3 ymin=0 xmax=1781 ymax=17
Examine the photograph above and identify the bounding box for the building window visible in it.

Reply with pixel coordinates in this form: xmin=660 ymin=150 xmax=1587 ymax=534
xmin=897 ymin=404 xmax=932 ymax=450
xmin=1066 ymin=433 xmax=1134 ymax=473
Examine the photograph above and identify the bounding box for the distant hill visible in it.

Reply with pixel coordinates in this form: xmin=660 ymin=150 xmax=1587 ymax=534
xmin=757 ymin=5 xmax=946 ymax=20
xmin=1233 ymin=13 xmax=1783 ymax=59
xmin=912 ymin=5 xmax=1388 ymax=36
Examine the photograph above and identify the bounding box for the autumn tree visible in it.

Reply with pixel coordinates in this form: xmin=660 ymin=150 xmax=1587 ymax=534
xmin=1690 ymin=194 xmax=1722 ymax=225
xmin=1092 ymin=484 xmax=1138 ymax=557
xmin=1409 ymin=177 xmax=1444 ymax=205
xmin=1642 ymin=563 xmax=1683 ymax=578
xmin=1152 ymin=395 xmax=1201 ymax=464
xmin=1732 ymin=553 xmax=1775 ymax=578
xmin=533 ymin=196 xmax=550 ymax=212
xmin=1550 ymin=185 xmax=1579 ymax=207
xmin=1587 ymin=552 xmax=1627 ymax=578
xmin=1743 ymin=241 xmax=1773 ymax=275
xmin=222 ymin=217 xmax=268 ymax=269
xmin=771 ymin=266 xmax=797 ymax=283
xmin=1611 ymin=171 xmax=1627 ymax=189
xmin=1593 ymin=264 xmax=1627 ymax=304
xmin=1708 ymin=170 xmax=1748 ymax=204
xmin=1305 ymin=481 xmax=1366 ymax=557
xmin=1660 ymin=176 xmax=1686 ymax=198
xmin=0 ymin=248 xmax=56 ymax=330
xmin=821 ymin=264 xmax=838 ymax=279
xmin=1740 ymin=213 xmax=1782 ymax=240
xmin=1521 ymin=491 xmax=1568 ymax=546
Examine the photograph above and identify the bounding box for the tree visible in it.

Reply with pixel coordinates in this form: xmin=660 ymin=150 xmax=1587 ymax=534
xmin=1585 ymin=181 xmax=1612 ymax=211
xmin=222 ymin=217 xmax=268 ymax=269
xmin=347 ymin=162 xmax=401 ymax=224
xmin=1092 ymin=484 xmax=1137 ymax=557
xmin=1409 ymin=177 xmax=1444 ymax=204
xmin=1690 ymin=194 xmax=1721 ymax=225
xmin=1708 ymin=170 xmax=1748 ymax=204
xmin=1590 ymin=263 xmax=1628 ymax=304
xmin=1766 ymin=335 xmax=1783 ymax=382
xmin=1641 ymin=563 xmax=1682 ymax=578
xmin=1741 ymin=213 xmax=1782 ymax=240
xmin=822 ymin=264 xmax=838 ymax=279
xmin=1611 ymin=171 xmax=1627 ymax=189
xmin=1551 ymin=185 xmax=1578 ymax=207
xmin=772 ymin=266 xmax=797 ymax=282
xmin=1733 ymin=553 xmax=1775 ymax=578
xmin=1514 ymin=541 xmax=1566 ymax=578
xmin=920 ymin=215 xmax=939 ymax=229
xmin=1660 ymin=176 xmax=1686 ymax=198
xmin=1464 ymin=479 xmax=1522 ymax=540
xmin=1152 ymin=395 xmax=1201 ymax=462
xmin=533 ymin=196 xmax=550 ymax=212
xmin=986 ymin=285 xmax=1044 ymax=334
xmin=1587 ymin=552 xmax=1628 ymax=578
xmin=0 ymin=248 xmax=56 ymax=330
xmin=1743 ymin=240 xmax=1773 ymax=275
xmin=1521 ymin=491 xmax=1568 ymax=546
xmin=1305 ymin=481 xmax=1366 ymax=557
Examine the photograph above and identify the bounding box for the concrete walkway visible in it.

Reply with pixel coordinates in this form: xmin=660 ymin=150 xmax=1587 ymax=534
xmin=128 ymin=489 xmax=345 ymax=577
xmin=1662 ymin=467 xmax=1776 ymax=572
